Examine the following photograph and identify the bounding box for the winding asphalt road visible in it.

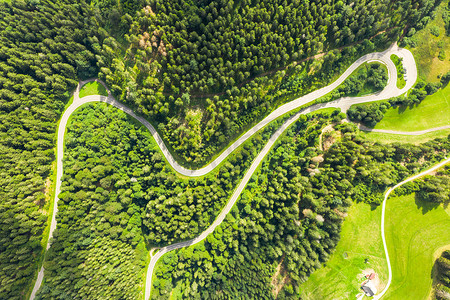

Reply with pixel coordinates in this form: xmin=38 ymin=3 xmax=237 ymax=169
xmin=30 ymin=43 xmax=421 ymax=299
xmin=374 ymin=157 xmax=450 ymax=300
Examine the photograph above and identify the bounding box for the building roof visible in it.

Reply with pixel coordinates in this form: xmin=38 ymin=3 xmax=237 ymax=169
xmin=361 ymin=285 xmax=374 ymax=297
xmin=361 ymin=280 xmax=378 ymax=297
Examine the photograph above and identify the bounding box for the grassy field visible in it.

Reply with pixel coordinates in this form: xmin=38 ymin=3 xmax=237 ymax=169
xmin=299 ymin=202 xmax=387 ymax=300
xmin=373 ymin=83 xmax=450 ymax=131
xmin=359 ymin=128 xmax=450 ymax=144
xmin=79 ymin=81 xmax=108 ymax=98
xmin=407 ymin=1 xmax=450 ymax=82
xmin=384 ymin=193 xmax=450 ymax=299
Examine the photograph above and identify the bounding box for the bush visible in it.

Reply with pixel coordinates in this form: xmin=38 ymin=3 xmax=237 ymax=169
xmin=441 ymin=71 xmax=450 ymax=85
xmin=430 ymin=25 xmax=440 ymax=37
xmin=425 ymin=82 xmax=442 ymax=95
xmin=347 ymin=101 xmax=390 ymax=127
xmin=439 ymin=49 xmax=446 ymax=61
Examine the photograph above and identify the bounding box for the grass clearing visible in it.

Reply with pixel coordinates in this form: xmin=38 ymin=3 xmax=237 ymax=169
xmin=308 ymin=107 xmax=337 ymax=116
xmin=79 ymin=81 xmax=108 ymax=98
xmin=407 ymin=1 xmax=450 ymax=82
xmin=384 ymin=193 xmax=450 ymax=299
xmin=373 ymin=83 xmax=450 ymax=131
xmin=359 ymin=128 xmax=450 ymax=144
xmin=299 ymin=202 xmax=387 ymax=300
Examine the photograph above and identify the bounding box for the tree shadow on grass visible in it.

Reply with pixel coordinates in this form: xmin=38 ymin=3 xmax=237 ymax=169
xmin=369 ymin=202 xmax=379 ymax=211
xmin=395 ymin=102 xmax=420 ymax=114
xmin=414 ymin=193 xmax=442 ymax=215
xmin=396 ymin=105 xmax=407 ymax=114
xmin=430 ymin=258 xmax=440 ymax=294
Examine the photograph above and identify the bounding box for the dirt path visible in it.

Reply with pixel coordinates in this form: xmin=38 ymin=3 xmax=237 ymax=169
xmin=358 ymin=123 xmax=450 ymax=135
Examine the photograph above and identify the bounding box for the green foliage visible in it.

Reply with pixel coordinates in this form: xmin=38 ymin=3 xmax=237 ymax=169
xmin=372 ymin=82 xmax=450 ymax=134
xmin=392 ymin=165 xmax=450 ymax=204
xmin=417 ymin=166 xmax=450 ymax=203
xmin=152 ymin=114 xmax=450 ymax=299
xmin=299 ymin=202 xmax=386 ymax=299
xmin=0 ymin=0 xmax=99 ymax=298
xmin=438 ymin=48 xmax=446 ymax=60
xmin=384 ymin=193 xmax=450 ymax=299
xmin=431 ymin=25 xmax=441 ymax=36
xmin=434 ymin=250 xmax=450 ymax=300
xmin=391 ymin=54 xmax=406 ymax=88
xmin=441 ymin=70 xmax=450 ymax=85
xmin=314 ymin=63 xmax=388 ymax=105
xmin=444 ymin=3 xmax=450 ymax=35
xmin=0 ymin=0 xmax=444 ymax=298
xmin=425 ymin=81 xmax=443 ymax=95
xmin=347 ymin=101 xmax=390 ymax=127
xmin=388 ymin=81 xmax=429 ymax=106
xmin=35 ymin=102 xmax=284 ymax=298
xmin=97 ymin=0 xmax=438 ymax=164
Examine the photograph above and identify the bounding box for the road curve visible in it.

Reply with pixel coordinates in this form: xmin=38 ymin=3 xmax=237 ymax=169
xmin=359 ymin=124 xmax=450 ymax=135
xmin=374 ymin=157 xmax=450 ymax=300
xmin=29 ymin=43 xmax=417 ymax=299
xmin=144 ymin=44 xmax=417 ymax=299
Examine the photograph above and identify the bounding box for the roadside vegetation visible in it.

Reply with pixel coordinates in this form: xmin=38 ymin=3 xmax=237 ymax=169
xmin=352 ymin=1 xmax=450 ymax=131
xmin=79 ymin=81 xmax=109 ymax=98
xmin=313 ymin=63 xmax=388 ymax=107
xmin=96 ymin=0 xmax=437 ymax=166
xmin=151 ymin=112 xmax=450 ymax=299
xmin=402 ymin=1 xmax=450 ymax=83
xmin=0 ymin=0 xmax=445 ymax=299
xmin=375 ymin=83 xmax=450 ymax=131
xmin=0 ymin=1 xmax=99 ymax=299
xmin=299 ymin=202 xmax=387 ymax=299
xmin=35 ymin=102 xmax=285 ymax=299
xmin=390 ymin=54 xmax=406 ymax=88
xmin=299 ymin=165 xmax=450 ymax=300
xmin=347 ymin=101 xmax=390 ymax=128
xmin=348 ymin=71 xmax=449 ymax=129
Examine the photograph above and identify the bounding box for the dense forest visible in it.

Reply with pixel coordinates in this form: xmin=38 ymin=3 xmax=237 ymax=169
xmin=0 ymin=0 xmax=445 ymax=299
xmin=0 ymin=1 xmax=99 ymax=299
xmin=97 ymin=0 xmax=440 ymax=164
xmin=434 ymin=250 xmax=450 ymax=300
xmin=315 ymin=62 xmax=388 ymax=109
xmin=35 ymin=102 xmax=285 ymax=299
xmin=151 ymin=111 xmax=450 ymax=299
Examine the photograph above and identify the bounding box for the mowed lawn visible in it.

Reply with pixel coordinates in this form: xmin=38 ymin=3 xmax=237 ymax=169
xmin=79 ymin=81 xmax=108 ymax=98
xmin=299 ymin=202 xmax=388 ymax=300
xmin=384 ymin=193 xmax=450 ymax=300
xmin=374 ymin=84 xmax=450 ymax=131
